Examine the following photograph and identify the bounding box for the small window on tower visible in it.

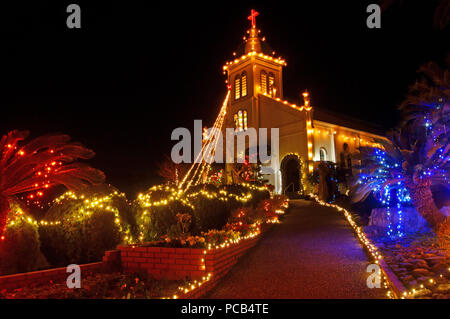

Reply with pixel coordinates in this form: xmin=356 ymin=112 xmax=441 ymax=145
xmin=268 ymin=73 xmax=275 ymax=96
xmin=235 ymin=75 xmax=241 ymax=100
xmin=260 ymin=71 xmax=267 ymax=94
xmin=234 ymin=114 xmax=239 ymax=130
xmin=241 ymin=72 xmax=247 ymax=97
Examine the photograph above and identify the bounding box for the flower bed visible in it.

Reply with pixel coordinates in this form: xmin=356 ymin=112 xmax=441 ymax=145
xmin=0 ymin=193 xmax=288 ymax=299
xmin=0 ymin=272 xmax=184 ymax=299
xmin=118 ymin=230 xmax=261 ymax=281
xmin=0 ymin=250 xmax=120 ymax=291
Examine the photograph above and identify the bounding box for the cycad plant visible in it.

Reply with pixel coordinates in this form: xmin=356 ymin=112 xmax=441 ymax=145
xmin=0 ymin=130 xmax=105 ymax=239
xmin=352 ymin=60 xmax=449 ymax=237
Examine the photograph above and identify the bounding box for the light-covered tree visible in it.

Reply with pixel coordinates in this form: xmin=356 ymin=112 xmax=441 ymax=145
xmin=0 ymin=130 xmax=105 ymax=239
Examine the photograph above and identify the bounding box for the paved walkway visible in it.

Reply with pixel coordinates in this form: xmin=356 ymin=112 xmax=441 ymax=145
xmin=204 ymin=200 xmax=386 ymax=299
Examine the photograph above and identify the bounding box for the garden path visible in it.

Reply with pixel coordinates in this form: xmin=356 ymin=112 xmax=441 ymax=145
xmin=204 ymin=200 xmax=386 ymax=299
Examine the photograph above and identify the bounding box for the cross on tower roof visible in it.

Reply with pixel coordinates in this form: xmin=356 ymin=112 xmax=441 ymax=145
xmin=248 ymin=9 xmax=259 ymax=28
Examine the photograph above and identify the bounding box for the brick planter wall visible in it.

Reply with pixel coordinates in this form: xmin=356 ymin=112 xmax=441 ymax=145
xmin=0 ymin=223 xmax=275 ymax=296
xmin=0 ymin=250 xmax=121 ymax=291
xmin=118 ymin=235 xmax=260 ymax=281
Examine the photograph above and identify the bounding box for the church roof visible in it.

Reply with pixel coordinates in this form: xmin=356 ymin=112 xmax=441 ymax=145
xmin=313 ymin=107 xmax=386 ymax=136
xmin=234 ymin=36 xmax=274 ymax=57
xmin=223 ymin=10 xmax=286 ymax=70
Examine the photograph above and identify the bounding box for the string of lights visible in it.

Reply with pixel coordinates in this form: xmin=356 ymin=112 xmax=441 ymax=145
xmin=178 ymin=90 xmax=230 ymax=192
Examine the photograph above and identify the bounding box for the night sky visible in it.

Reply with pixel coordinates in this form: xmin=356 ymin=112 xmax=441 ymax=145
xmin=0 ymin=1 xmax=447 ymax=197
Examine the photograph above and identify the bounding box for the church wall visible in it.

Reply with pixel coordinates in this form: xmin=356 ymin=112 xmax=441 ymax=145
xmin=313 ymin=120 xmax=388 ymax=176
xmin=258 ymin=95 xmax=308 ymax=156
xmin=311 ymin=124 xmax=336 ymax=163
xmin=259 ymin=95 xmax=309 ymax=193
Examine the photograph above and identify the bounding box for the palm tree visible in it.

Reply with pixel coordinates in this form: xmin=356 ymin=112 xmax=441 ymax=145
xmin=353 ymin=59 xmax=449 ymax=234
xmin=398 ymin=60 xmax=449 ymax=230
xmin=0 ymin=130 xmax=105 ymax=238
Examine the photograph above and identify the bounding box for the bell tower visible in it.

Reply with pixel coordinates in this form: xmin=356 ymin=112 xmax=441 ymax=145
xmin=222 ymin=10 xmax=286 ymax=131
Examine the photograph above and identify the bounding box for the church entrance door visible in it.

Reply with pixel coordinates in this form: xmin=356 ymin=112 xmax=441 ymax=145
xmin=280 ymin=155 xmax=302 ymax=195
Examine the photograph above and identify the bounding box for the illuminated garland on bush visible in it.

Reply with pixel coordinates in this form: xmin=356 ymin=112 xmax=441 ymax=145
xmin=41 ymin=190 xmax=134 ymax=243
xmin=6 ymin=206 xmax=39 ymax=228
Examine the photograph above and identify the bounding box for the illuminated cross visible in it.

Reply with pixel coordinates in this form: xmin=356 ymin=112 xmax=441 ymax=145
xmin=248 ymin=9 xmax=259 ymax=28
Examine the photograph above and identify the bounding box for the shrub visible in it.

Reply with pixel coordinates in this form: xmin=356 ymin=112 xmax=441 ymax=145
xmin=39 ymin=190 xmax=129 ymax=266
xmin=189 ymin=196 xmax=230 ymax=234
xmin=39 ymin=208 xmax=122 ymax=266
xmin=247 ymin=188 xmax=270 ymax=208
xmin=0 ymin=204 xmax=48 ymax=275
xmin=136 ymin=200 xmax=194 ymax=242
xmin=135 ymin=183 xmax=272 ymax=245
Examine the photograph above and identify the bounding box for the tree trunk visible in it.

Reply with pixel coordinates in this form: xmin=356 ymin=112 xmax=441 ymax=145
xmin=407 ymin=180 xmax=446 ymax=229
xmin=0 ymin=195 xmax=9 ymax=238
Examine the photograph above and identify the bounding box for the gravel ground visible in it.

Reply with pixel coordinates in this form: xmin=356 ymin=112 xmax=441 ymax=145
xmin=204 ymin=200 xmax=387 ymax=299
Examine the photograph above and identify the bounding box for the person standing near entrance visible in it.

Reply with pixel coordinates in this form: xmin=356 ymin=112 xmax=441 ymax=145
xmin=340 ymin=143 xmax=352 ymax=193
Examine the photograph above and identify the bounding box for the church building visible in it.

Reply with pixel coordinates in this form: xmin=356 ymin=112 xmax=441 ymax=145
xmin=222 ymin=10 xmax=387 ymax=195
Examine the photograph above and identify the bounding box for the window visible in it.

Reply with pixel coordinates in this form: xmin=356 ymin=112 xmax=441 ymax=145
xmin=234 ymin=109 xmax=248 ymax=132
xmin=243 ymin=110 xmax=248 ymax=130
xmin=268 ymin=73 xmax=275 ymax=96
xmin=235 ymin=75 xmax=241 ymax=100
xmin=260 ymin=71 xmax=267 ymax=94
xmin=234 ymin=113 xmax=239 ymax=130
xmin=319 ymin=148 xmax=327 ymax=161
xmin=238 ymin=110 xmax=243 ymax=131
xmin=241 ymin=72 xmax=247 ymax=97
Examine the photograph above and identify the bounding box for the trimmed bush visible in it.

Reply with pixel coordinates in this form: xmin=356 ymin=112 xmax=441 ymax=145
xmin=190 ymin=195 xmax=230 ymax=234
xmin=0 ymin=204 xmax=48 ymax=275
xmin=137 ymin=200 xmax=194 ymax=242
xmin=135 ymin=183 xmax=271 ymax=243
xmin=39 ymin=190 xmax=130 ymax=266
xmin=39 ymin=209 xmax=122 ymax=266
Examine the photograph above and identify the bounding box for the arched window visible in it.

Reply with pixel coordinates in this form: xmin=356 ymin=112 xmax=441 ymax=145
xmin=234 ymin=113 xmax=239 ymax=130
xmin=235 ymin=75 xmax=241 ymax=100
xmin=234 ymin=109 xmax=248 ymax=132
xmin=319 ymin=147 xmax=327 ymax=161
xmin=260 ymin=71 xmax=267 ymax=94
xmin=268 ymin=73 xmax=275 ymax=96
xmin=241 ymin=71 xmax=247 ymax=97
xmin=238 ymin=110 xmax=243 ymax=131
xmin=243 ymin=110 xmax=248 ymax=130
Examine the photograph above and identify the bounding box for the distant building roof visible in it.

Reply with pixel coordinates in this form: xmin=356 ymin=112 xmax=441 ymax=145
xmin=313 ymin=107 xmax=385 ymax=136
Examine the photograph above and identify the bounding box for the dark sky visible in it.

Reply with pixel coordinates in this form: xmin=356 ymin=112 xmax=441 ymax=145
xmin=0 ymin=1 xmax=448 ymax=197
